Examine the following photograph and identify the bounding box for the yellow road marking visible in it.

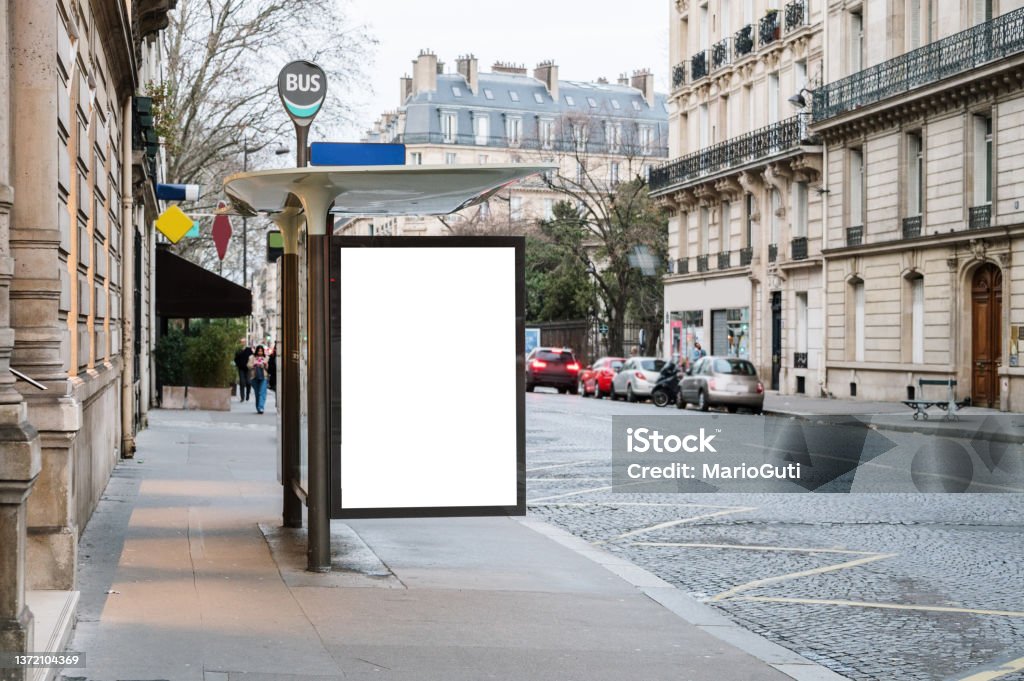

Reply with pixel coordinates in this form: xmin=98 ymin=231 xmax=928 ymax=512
xmin=630 ymin=542 xmax=878 ymax=556
xmin=710 ymin=552 xmax=896 ymax=602
xmin=595 ymin=507 xmax=757 ymax=545
xmin=732 ymin=595 xmax=1024 ymax=619
xmin=955 ymin=655 xmax=1024 ymax=680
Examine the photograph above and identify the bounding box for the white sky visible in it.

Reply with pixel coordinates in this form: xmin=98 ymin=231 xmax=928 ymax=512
xmin=342 ymin=0 xmax=670 ymax=139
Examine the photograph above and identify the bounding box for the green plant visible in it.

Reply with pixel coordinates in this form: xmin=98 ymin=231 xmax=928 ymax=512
xmin=154 ymin=328 xmax=187 ymax=387
xmin=185 ymin=322 xmax=237 ymax=388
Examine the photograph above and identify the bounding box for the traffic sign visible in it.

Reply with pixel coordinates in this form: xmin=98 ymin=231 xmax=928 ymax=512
xmin=212 ymin=201 xmax=233 ymax=261
xmin=310 ymin=142 xmax=405 ymax=167
xmin=599 ymin=324 xmax=608 ymax=336
xmin=155 ymin=205 xmax=194 ymax=244
xmin=277 ymin=61 xmax=327 ymax=127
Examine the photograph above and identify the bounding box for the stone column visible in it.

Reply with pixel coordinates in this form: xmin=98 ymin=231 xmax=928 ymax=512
xmin=0 ymin=0 xmax=44 ymax=675
xmin=10 ymin=0 xmax=79 ymax=591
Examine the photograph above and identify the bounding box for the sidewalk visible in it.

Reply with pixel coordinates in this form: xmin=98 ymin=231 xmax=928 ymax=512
xmin=763 ymin=393 xmax=1023 ymax=442
xmin=66 ymin=401 xmax=842 ymax=681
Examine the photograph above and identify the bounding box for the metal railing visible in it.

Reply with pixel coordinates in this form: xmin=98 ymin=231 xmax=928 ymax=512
xmin=902 ymin=215 xmax=922 ymax=238
xmin=394 ymin=131 xmax=669 ymax=158
xmin=760 ymin=11 xmax=781 ymax=46
xmin=691 ymin=51 xmax=709 ymax=81
xmin=846 ymin=225 xmax=863 ymax=246
xmin=740 ymin=246 xmax=753 ymax=265
xmin=785 ymin=0 xmax=808 ymax=32
xmin=791 ymin=236 xmax=808 ymax=260
xmin=812 ymin=6 xmax=1024 ymax=122
xmin=672 ymin=62 xmax=687 ymax=90
xmin=697 ymin=254 xmax=710 ymax=272
xmin=718 ymin=251 xmax=731 ymax=269
xmin=676 ymin=257 xmax=689 ymax=274
xmin=650 ymin=115 xmax=807 ymax=191
xmin=712 ymin=39 xmax=733 ymax=70
xmin=794 ymin=352 xmax=809 ymax=368
xmin=768 ymin=243 xmax=779 ymax=262
xmin=969 ymin=204 xmax=992 ymax=229
xmin=735 ymin=25 xmax=755 ymax=56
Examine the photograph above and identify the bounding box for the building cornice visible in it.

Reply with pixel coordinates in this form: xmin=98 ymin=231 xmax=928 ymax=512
xmin=93 ymin=0 xmax=137 ymax=96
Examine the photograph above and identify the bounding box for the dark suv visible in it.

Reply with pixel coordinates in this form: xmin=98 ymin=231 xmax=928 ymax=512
xmin=525 ymin=347 xmax=581 ymax=394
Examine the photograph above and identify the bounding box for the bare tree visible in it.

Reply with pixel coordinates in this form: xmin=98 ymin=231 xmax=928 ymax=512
xmin=155 ymin=0 xmax=375 ymax=282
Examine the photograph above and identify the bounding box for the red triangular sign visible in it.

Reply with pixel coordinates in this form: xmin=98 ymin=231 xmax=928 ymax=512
xmin=212 ymin=201 xmax=233 ymax=261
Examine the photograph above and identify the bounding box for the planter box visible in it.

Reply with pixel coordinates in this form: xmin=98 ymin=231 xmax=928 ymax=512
xmin=161 ymin=385 xmax=231 ymax=411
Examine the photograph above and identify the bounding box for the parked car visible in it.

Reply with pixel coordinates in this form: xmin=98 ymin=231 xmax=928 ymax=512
xmin=676 ymin=356 xmax=764 ymax=413
xmin=611 ymin=357 xmax=667 ymax=402
xmin=578 ymin=356 xmax=625 ymax=398
xmin=526 ymin=347 xmax=581 ymax=394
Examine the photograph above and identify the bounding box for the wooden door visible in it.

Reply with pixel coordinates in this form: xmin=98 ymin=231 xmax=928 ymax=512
xmin=971 ymin=264 xmax=1002 ymax=407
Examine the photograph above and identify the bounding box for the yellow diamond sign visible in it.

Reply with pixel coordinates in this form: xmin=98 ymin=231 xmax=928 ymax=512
xmin=156 ymin=205 xmax=195 ymax=244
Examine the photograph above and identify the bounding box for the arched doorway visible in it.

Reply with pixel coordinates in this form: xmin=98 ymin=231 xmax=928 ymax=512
xmin=971 ymin=263 xmax=1002 ymax=407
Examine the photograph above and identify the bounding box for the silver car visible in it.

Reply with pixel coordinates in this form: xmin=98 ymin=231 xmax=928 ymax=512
xmin=611 ymin=357 xmax=667 ymax=402
xmin=677 ymin=356 xmax=764 ymax=413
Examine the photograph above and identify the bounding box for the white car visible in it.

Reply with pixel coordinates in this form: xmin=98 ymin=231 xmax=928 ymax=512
xmin=611 ymin=357 xmax=667 ymax=402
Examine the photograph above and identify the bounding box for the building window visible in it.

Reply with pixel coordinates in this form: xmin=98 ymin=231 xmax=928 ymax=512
xmin=849 ymin=10 xmax=864 ymax=74
xmin=565 ymin=95 xmax=576 ymax=106
xmin=721 ymin=201 xmax=732 ymax=252
xmin=605 ymin=122 xmax=621 ymax=152
xmin=576 ymin=159 xmax=586 ymax=183
xmin=510 ymin=196 xmax=523 ymax=220
xmin=484 ymin=88 xmax=495 ymax=100
xmin=720 ymin=95 xmax=730 ymax=141
xmin=543 ymin=198 xmax=554 ymax=220
xmin=792 ymin=181 xmax=808 ymax=237
xmin=909 ymin=275 xmax=925 ymax=364
xmin=849 ymin=147 xmax=864 ymax=228
xmin=906 ymin=131 xmax=923 ymax=217
xmin=700 ymin=207 xmax=710 ymax=253
xmin=473 ymin=115 xmax=489 ymax=145
xmin=974 ymin=0 xmax=992 ymax=24
xmin=509 ymin=90 xmax=520 ymax=102
xmin=610 ymin=162 xmax=620 ymax=185
xmin=744 ymin=193 xmax=754 ymax=247
xmin=445 ymin=152 xmax=457 ymax=165
xmin=639 ymin=125 xmax=654 ymax=154
xmin=768 ymin=72 xmax=780 ymax=124
xmin=973 ymin=114 xmax=992 ymax=207
xmin=478 ymin=154 xmax=489 ymax=164
xmin=682 ymin=310 xmax=705 ymax=361
xmin=533 ymin=92 xmax=545 ymax=104
xmin=452 ymin=86 xmax=463 ymax=97
xmin=480 ymin=201 xmax=491 ymax=219
xmin=770 ymin=189 xmax=781 ymax=245
xmin=642 ymin=163 xmax=652 ymax=182
xmin=632 ymin=100 xmax=642 ymax=112
xmin=442 ymin=112 xmax=458 ymax=143
xmin=539 ymin=119 xmax=555 ymax=149
xmin=908 ymin=0 xmax=923 ymax=48
xmin=505 ymin=116 xmax=522 ymax=145
xmin=587 ymin=97 xmax=598 ymax=108
xmin=572 ymin=122 xmax=588 ymax=151
xmin=611 ymin=99 xmax=621 ymax=110
xmin=850 ymin=278 xmax=865 ymax=362
xmin=410 ymin=152 xmax=423 ymax=165
xmin=699 ymin=103 xmax=710 ymax=148
xmin=796 ymin=292 xmax=809 ymax=356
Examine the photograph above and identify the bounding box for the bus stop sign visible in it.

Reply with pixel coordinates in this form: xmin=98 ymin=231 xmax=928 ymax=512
xmin=277 ymin=60 xmax=326 ymax=126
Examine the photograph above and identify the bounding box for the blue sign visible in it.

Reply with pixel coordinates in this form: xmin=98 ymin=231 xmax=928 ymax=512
xmin=155 ymin=183 xmax=201 ymax=201
xmin=310 ymin=142 xmax=406 ymax=167
xmin=525 ymin=328 xmax=541 ymax=355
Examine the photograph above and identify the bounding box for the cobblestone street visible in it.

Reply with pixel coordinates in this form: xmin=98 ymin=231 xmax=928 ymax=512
xmin=525 ymin=390 xmax=1024 ymax=681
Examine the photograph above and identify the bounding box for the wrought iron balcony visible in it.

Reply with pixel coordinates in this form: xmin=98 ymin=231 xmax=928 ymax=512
xmin=759 ymin=11 xmax=781 ymax=46
xmin=735 ymin=25 xmax=755 ymax=56
xmin=691 ymin=51 xmax=709 ymax=81
xmin=969 ymin=204 xmax=992 ymax=229
xmin=697 ymin=254 xmax=710 ymax=272
xmin=676 ymin=257 xmax=689 ymax=274
xmin=794 ymin=352 xmax=809 ymax=368
xmin=846 ymin=225 xmax=863 ymax=246
xmin=650 ymin=115 xmax=807 ymax=192
xmin=712 ymin=38 xmax=733 ymax=70
xmin=813 ymin=6 xmax=1024 ymax=122
xmin=740 ymin=246 xmax=753 ymax=266
xmin=395 ymin=131 xmax=669 ymax=157
xmin=672 ymin=62 xmax=687 ymax=90
xmin=791 ymin=236 xmax=808 ymax=260
xmin=768 ymin=243 xmax=779 ymax=263
xmin=785 ymin=0 xmax=808 ymax=32
xmin=718 ymin=251 xmax=731 ymax=269
xmin=902 ymin=215 xmax=922 ymax=238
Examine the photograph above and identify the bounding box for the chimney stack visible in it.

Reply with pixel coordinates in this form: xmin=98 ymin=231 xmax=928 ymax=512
xmin=492 ymin=61 xmax=527 ymax=75
xmin=533 ymin=60 xmax=558 ymax=101
xmin=456 ymin=54 xmax=479 ymax=94
xmin=400 ymin=74 xmax=412 ymax=103
xmin=631 ymin=69 xmax=655 ymax=107
xmin=412 ymin=49 xmax=438 ymax=95
xmin=617 ymin=73 xmax=630 ymax=86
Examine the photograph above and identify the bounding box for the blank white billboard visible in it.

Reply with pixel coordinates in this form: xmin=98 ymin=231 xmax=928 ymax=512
xmin=333 ymin=240 xmax=524 ymax=516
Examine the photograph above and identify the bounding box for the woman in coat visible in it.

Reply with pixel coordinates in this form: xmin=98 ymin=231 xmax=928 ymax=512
xmin=247 ymin=345 xmax=270 ymax=414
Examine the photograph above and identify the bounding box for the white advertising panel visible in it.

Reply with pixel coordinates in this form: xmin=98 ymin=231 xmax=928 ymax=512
xmin=331 ymin=238 xmax=525 ymax=517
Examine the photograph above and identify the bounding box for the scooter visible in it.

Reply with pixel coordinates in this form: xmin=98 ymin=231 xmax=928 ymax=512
xmin=650 ymin=362 xmax=681 ymax=408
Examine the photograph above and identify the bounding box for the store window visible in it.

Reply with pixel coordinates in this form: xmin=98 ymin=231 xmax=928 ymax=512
xmin=710 ymin=308 xmax=750 ymax=358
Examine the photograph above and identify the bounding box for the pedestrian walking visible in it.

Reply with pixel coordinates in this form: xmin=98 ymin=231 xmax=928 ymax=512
xmin=248 ymin=345 xmax=269 ymax=414
xmin=234 ymin=340 xmax=253 ymax=402
xmin=267 ymin=342 xmax=277 ymax=393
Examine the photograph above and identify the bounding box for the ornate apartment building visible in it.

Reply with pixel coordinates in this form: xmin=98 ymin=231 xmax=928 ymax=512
xmin=0 ymin=0 xmax=170 ymax=669
xmin=654 ymin=0 xmax=824 ymax=393
xmin=811 ymin=0 xmax=1024 ymax=408
xmin=348 ymin=51 xmax=669 ymax=236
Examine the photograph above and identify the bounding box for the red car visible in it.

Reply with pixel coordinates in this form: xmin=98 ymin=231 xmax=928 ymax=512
xmin=578 ymin=356 xmax=625 ymax=399
xmin=526 ymin=347 xmax=582 ymax=394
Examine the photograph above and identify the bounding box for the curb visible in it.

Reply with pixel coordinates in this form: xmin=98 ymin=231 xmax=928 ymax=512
xmin=518 ymin=517 xmax=851 ymax=681
xmin=763 ymin=409 xmax=1024 ymax=444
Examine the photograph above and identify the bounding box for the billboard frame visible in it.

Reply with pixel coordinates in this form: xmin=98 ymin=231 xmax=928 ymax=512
xmin=328 ymin=235 xmax=526 ymax=519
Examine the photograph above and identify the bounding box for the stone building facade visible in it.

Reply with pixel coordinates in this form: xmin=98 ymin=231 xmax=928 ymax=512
xmin=348 ymin=51 xmax=669 ymax=236
xmin=654 ymin=0 xmax=825 ymax=394
xmin=811 ymin=0 xmax=1024 ymax=408
xmin=0 ymin=0 xmax=168 ymax=669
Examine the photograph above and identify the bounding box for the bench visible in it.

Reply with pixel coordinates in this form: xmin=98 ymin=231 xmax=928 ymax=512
xmin=902 ymin=379 xmax=969 ymax=421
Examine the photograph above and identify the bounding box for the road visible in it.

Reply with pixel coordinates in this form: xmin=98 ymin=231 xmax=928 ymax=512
xmin=525 ymin=389 xmax=1024 ymax=681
